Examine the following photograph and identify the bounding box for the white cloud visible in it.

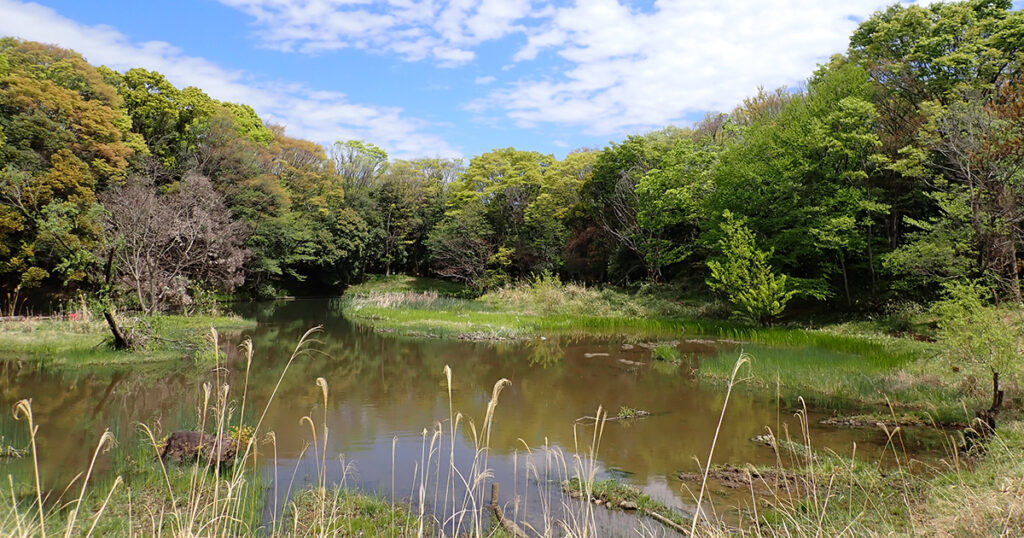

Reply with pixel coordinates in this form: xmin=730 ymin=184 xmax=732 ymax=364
xmin=0 ymin=0 xmax=460 ymax=158
xmin=216 ymin=0 xmax=938 ymax=136
xmin=472 ymin=0 xmax=939 ymax=135
xmin=474 ymin=75 xmax=496 ymax=84
xmin=218 ymin=0 xmax=534 ymax=65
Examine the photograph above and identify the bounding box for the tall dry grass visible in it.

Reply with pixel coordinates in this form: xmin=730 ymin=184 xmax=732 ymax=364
xmin=3 ymin=329 xmax=1021 ymax=537
xmin=0 ymin=327 xmax=613 ymax=537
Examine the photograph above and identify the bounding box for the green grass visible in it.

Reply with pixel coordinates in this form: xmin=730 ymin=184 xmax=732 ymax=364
xmin=0 ymin=314 xmax=255 ymax=366
xmin=284 ymin=488 xmax=424 ymax=536
xmin=651 ymin=344 xmax=682 ymax=361
xmin=563 ymin=477 xmax=690 ymax=529
xmin=690 ymin=322 xmax=982 ymax=421
xmin=347 ymin=274 xmax=477 ymax=299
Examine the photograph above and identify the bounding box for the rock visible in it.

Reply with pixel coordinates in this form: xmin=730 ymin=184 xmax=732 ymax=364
xmin=583 ymin=352 xmax=610 ymax=358
xmin=618 ymin=359 xmax=643 ymax=366
xmin=751 ymin=434 xmax=775 ymax=447
xmin=160 ymin=431 xmax=237 ymax=466
xmin=621 ymin=344 xmax=635 ymax=351
xmin=619 ymin=501 xmax=638 ymax=511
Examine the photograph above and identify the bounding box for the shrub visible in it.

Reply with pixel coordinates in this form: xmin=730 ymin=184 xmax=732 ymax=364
xmin=706 ymin=211 xmax=794 ymax=326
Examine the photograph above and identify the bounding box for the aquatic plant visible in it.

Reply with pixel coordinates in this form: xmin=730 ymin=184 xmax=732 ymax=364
xmin=651 ymin=344 xmax=681 ymax=362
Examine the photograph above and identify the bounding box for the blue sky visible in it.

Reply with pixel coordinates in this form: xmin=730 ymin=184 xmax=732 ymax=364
xmin=1 ymin=0 xmax=1021 ymax=160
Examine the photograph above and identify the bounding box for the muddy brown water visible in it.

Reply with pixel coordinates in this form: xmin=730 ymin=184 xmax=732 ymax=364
xmin=0 ymin=299 xmax=946 ymax=534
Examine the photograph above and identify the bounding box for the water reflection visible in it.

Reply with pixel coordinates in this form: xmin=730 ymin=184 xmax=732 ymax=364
xmin=1 ymin=298 xmax=942 ymax=531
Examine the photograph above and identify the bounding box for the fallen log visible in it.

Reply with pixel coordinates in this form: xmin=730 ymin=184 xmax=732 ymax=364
xmin=487 ymin=483 xmax=530 ymax=538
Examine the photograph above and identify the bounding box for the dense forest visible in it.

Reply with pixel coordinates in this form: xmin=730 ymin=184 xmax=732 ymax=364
xmin=2 ymin=0 xmax=1023 ymax=319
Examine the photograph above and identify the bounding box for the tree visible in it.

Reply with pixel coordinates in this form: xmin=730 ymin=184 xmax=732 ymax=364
xmin=584 ymin=128 xmax=686 ymax=282
xmin=635 ymin=137 xmax=719 ymax=277
xmin=426 ymin=205 xmax=494 ymax=289
xmin=707 ymin=62 xmax=884 ymax=302
xmin=113 ymin=68 xmax=217 ymax=172
xmin=375 ymin=159 xmax=449 ymax=276
xmin=449 ymin=148 xmax=562 ymax=275
xmin=102 ymin=173 xmax=247 ymax=314
xmin=706 ymin=211 xmax=794 ymax=326
xmin=932 ymin=280 xmax=1021 ymax=433
xmin=848 ymin=0 xmax=1024 ymax=267
xmin=889 ymin=90 xmax=1024 ymax=302
xmin=331 ymin=140 xmax=388 ymax=188
xmin=0 ymin=39 xmax=134 ymax=304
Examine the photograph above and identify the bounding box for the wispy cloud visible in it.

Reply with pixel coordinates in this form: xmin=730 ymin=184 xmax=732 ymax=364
xmin=474 ymin=75 xmax=496 ymax=85
xmin=475 ymin=0 xmax=939 ymax=135
xmin=217 ymin=0 xmax=938 ymax=137
xmin=0 ymin=0 xmax=460 ymax=158
xmin=218 ymin=0 xmax=535 ymax=66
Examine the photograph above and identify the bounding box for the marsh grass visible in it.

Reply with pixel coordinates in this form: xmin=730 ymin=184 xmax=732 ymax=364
xmin=0 ymin=328 xmax=612 ymax=537
xmin=4 ymin=325 xmax=1018 ymax=537
xmin=0 ymin=315 xmax=254 ymax=366
xmin=346 ymin=275 xmax=477 ymax=299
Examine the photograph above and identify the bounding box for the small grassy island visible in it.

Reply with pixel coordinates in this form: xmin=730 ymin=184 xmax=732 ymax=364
xmin=0 ymin=314 xmax=254 ymax=367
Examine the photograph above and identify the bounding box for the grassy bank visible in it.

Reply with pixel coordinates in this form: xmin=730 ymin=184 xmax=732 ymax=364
xmin=343 ymin=274 xmax=707 ymax=340
xmin=342 ymin=275 xmax=982 ymax=420
xmin=0 ymin=314 xmax=254 ymax=366
xmin=2 ymin=330 xmax=1021 ymax=536
xmin=687 ymin=415 xmax=1024 ymax=536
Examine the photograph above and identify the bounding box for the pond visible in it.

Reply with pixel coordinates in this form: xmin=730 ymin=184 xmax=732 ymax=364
xmin=0 ymin=299 xmax=943 ymax=534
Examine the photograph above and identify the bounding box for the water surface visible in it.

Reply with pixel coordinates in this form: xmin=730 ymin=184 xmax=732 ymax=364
xmin=0 ymin=299 xmax=942 ymax=532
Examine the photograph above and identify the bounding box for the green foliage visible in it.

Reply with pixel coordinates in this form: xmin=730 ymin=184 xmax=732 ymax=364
xmin=932 ymin=279 xmax=1023 ymax=382
xmin=707 ymin=212 xmax=794 ymax=325
xmin=706 ymin=61 xmax=883 ymax=302
xmin=4 ymin=0 xmax=1024 ymax=315
xmin=634 ymin=137 xmax=718 ymax=273
xmin=651 ymin=344 xmax=681 ymax=362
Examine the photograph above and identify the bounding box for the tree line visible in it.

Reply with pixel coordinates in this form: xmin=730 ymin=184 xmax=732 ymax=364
xmin=2 ymin=0 xmax=1023 ymax=319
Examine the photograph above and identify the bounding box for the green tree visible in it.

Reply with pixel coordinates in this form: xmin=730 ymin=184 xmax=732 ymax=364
xmin=426 ymin=205 xmax=494 ymax=289
xmin=449 ymin=148 xmax=561 ymax=275
xmin=0 ymin=39 xmax=134 ymax=303
xmin=114 ymin=68 xmax=217 ymax=172
xmin=706 ymin=211 xmax=794 ymax=325
xmin=933 ymin=279 xmax=1021 ymax=425
xmin=585 ymin=128 xmax=687 ymax=281
xmin=707 ymin=61 xmax=884 ymax=302
xmin=635 ymin=137 xmax=719 ymax=277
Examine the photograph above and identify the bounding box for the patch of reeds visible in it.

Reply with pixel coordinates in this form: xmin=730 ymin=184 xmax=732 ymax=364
xmin=4 ymin=328 xmax=1019 ymax=537
xmin=0 ymin=328 xmax=613 ymax=537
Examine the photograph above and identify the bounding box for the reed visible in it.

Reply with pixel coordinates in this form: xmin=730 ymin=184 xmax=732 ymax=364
xmin=4 ymin=329 xmax=1019 ymax=537
xmin=0 ymin=328 xmax=611 ymax=537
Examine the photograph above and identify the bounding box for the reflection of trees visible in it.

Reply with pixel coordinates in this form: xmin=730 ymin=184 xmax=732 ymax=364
xmin=3 ymin=299 xmax=911 ymax=500
xmin=0 ymin=361 xmax=213 ymax=486
xmin=525 ymin=339 xmax=564 ymax=368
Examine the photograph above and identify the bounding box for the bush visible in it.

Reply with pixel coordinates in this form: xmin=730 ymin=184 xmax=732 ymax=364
xmin=707 ymin=211 xmax=794 ymax=326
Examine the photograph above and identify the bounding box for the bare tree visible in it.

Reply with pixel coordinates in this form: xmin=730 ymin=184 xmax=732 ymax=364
xmin=926 ymin=97 xmax=1024 ymax=302
xmin=102 ymin=172 xmax=248 ymax=314
xmin=426 ymin=208 xmax=493 ymax=289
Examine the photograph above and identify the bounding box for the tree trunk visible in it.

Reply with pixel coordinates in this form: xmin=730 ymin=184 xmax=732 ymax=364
xmin=104 ymin=310 xmax=131 ymax=350
xmin=839 ymin=253 xmax=851 ymax=306
xmin=102 ymin=248 xmax=131 ymax=350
